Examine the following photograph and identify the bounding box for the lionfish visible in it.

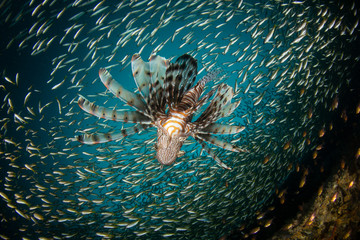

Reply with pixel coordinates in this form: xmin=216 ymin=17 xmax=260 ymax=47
xmin=76 ymin=53 xmax=246 ymax=169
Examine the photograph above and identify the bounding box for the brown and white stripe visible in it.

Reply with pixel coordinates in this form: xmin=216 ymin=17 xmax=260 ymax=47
xmin=161 ymin=111 xmax=188 ymax=137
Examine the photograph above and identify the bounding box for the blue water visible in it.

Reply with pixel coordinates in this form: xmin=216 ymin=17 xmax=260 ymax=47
xmin=0 ymin=0 xmax=359 ymax=239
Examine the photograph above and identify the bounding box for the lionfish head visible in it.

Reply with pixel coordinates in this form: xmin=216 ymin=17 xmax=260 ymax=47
xmin=156 ymin=127 xmax=184 ymax=166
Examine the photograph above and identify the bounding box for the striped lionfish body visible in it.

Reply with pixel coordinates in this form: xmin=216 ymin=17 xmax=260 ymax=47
xmin=76 ymin=53 xmax=246 ymax=169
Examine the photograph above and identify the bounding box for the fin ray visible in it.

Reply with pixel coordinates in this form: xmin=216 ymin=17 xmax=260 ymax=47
xmin=194 ymin=137 xmax=231 ymax=170
xmin=199 ymin=123 xmax=245 ymax=135
xmin=197 ymin=133 xmax=247 ymax=153
xmin=99 ymin=68 xmax=146 ymax=112
xmin=131 ymin=54 xmax=151 ymax=99
xmin=76 ymin=124 xmax=149 ymax=145
xmin=78 ymin=96 xmax=151 ymax=124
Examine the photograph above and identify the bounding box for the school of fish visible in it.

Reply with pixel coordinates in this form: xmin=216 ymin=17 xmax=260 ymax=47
xmin=0 ymin=0 xmax=359 ymax=239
